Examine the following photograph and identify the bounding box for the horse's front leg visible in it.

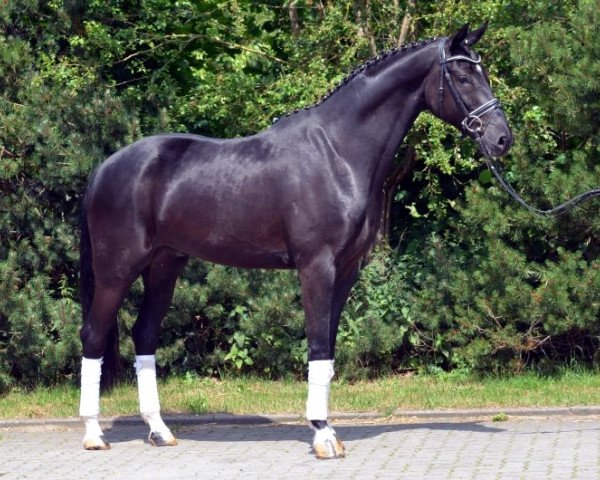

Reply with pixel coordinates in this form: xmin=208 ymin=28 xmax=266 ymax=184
xmin=300 ymin=254 xmax=357 ymax=459
xmin=307 ymin=361 xmax=345 ymax=459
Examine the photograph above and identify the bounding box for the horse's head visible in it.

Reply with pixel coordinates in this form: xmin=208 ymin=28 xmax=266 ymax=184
xmin=426 ymin=23 xmax=513 ymax=157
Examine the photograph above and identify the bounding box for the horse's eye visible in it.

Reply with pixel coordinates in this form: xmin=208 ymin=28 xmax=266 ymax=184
xmin=458 ymin=75 xmax=469 ymax=85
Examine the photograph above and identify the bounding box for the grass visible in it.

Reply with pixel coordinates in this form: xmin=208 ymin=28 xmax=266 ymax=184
xmin=2 ymin=369 xmax=600 ymax=419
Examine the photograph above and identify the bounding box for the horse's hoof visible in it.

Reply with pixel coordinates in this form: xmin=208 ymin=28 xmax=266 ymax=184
xmin=311 ymin=425 xmax=345 ymax=459
xmin=83 ymin=436 xmax=111 ymax=450
xmin=313 ymin=435 xmax=345 ymax=459
xmin=148 ymin=431 xmax=178 ymax=447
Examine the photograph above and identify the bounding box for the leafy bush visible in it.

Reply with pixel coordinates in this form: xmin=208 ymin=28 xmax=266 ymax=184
xmin=1 ymin=0 xmax=600 ymax=391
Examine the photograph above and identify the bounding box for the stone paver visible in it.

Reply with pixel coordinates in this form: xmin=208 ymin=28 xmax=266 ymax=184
xmin=1 ymin=416 xmax=600 ymax=479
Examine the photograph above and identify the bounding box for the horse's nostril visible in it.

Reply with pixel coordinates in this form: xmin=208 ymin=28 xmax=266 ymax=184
xmin=498 ymin=135 xmax=506 ymax=146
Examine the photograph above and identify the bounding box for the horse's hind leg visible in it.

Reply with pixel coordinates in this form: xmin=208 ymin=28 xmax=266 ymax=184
xmin=132 ymin=249 xmax=188 ymax=447
xmin=80 ymin=283 xmax=132 ymax=450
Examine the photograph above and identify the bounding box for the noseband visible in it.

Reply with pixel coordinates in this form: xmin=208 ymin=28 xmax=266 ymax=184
xmin=437 ymin=38 xmax=502 ymax=136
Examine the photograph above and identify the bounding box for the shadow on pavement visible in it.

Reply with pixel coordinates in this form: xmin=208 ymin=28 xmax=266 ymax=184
xmin=104 ymin=416 xmax=505 ymax=445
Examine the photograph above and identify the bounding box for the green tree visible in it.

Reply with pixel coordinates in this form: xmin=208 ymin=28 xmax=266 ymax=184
xmin=0 ymin=1 xmax=137 ymax=390
xmin=401 ymin=0 xmax=600 ymax=373
xmin=2 ymin=0 xmax=599 ymax=391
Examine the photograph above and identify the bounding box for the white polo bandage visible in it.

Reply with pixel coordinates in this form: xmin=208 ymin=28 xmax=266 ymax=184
xmin=79 ymin=357 xmax=102 ymax=418
xmin=135 ymin=355 xmax=172 ymax=434
xmin=82 ymin=416 xmax=104 ymax=439
xmin=306 ymin=359 xmax=334 ymax=420
xmin=135 ymin=355 xmax=161 ymax=414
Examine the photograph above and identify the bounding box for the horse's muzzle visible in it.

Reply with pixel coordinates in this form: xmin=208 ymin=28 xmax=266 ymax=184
xmin=480 ymin=113 xmax=513 ymax=157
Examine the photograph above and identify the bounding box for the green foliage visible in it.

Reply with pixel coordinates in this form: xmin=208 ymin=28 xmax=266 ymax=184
xmin=1 ymin=0 xmax=600 ymax=390
xmin=397 ymin=0 xmax=600 ymax=373
xmin=510 ymin=0 xmax=600 ymax=137
xmin=337 ymin=248 xmax=414 ymax=378
xmin=0 ymin=3 xmax=138 ymax=390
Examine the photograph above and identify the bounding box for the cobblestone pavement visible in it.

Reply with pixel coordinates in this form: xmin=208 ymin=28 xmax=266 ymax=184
xmin=1 ymin=415 xmax=600 ymax=479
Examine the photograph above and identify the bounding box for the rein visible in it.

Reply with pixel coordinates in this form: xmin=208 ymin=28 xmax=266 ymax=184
xmin=482 ymin=152 xmax=600 ymax=216
xmin=437 ymin=38 xmax=600 ymax=216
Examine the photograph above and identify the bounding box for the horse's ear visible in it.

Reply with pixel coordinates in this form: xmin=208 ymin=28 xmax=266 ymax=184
xmin=465 ymin=22 xmax=488 ymax=47
xmin=450 ymin=23 xmax=470 ymax=53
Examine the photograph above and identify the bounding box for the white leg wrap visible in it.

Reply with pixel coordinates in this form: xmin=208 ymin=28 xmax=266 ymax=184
xmin=306 ymin=359 xmax=334 ymax=420
xmin=135 ymin=355 xmax=169 ymax=434
xmin=82 ymin=416 xmax=104 ymax=438
xmin=135 ymin=355 xmax=176 ymax=446
xmin=135 ymin=355 xmax=161 ymax=414
xmin=80 ymin=357 xmax=109 ymax=449
xmin=80 ymin=357 xmax=102 ymax=417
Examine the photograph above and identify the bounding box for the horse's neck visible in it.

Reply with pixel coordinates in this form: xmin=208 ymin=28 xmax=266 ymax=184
xmin=316 ymin=43 xmax=435 ymax=188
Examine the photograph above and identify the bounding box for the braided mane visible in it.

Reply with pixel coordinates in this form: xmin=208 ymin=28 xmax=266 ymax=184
xmin=274 ymin=36 xmax=440 ymax=123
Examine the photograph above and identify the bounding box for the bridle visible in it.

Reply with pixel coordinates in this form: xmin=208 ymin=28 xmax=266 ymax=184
xmin=437 ymin=37 xmax=502 ymax=139
xmin=436 ymin=37 xmax=600 ymax=216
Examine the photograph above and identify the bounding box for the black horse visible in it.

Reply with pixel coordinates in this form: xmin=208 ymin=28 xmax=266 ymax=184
xmin=78 ymin=23 xmax=512 ymax=457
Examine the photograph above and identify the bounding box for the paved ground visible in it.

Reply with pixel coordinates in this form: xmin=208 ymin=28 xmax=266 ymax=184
xmin=1 ymin=413 xmax=600 ymax=479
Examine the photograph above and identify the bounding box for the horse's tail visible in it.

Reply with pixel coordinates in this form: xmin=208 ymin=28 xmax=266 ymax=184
xmin=80 ymin=174 xmax=121 ymax=392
